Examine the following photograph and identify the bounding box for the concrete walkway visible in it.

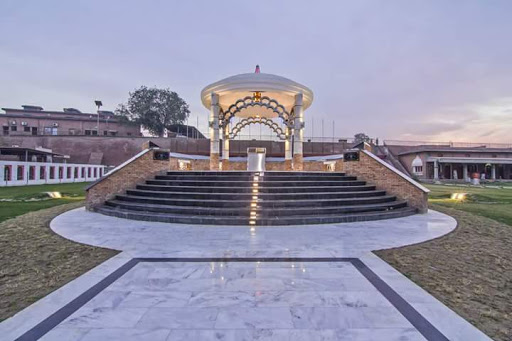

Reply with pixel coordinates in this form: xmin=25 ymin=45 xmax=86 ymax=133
xmin=0 ymin=209 xmax=492 ymax=341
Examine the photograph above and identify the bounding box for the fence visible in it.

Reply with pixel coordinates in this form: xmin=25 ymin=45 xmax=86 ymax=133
xmin=0 ymin=160 xmax=106 ymax=187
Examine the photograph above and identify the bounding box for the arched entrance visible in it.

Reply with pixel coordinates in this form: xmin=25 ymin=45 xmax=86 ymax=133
xmin=200 ymin=66 xmax=313 ymax=170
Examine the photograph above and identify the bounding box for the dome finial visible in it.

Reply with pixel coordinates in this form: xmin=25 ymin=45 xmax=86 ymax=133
xmin=255 ymin=64 xmax=260 ymax=73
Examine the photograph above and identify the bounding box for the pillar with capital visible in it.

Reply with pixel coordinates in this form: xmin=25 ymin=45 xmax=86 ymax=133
xmin=491 ymin=164 xmax=496 ymax=180
xmin=210 ymin=93 xmax=220 ymax=170
xmin=433 ymin=160 xmax=439 ymax=180
xmin=284 ymin=126 xmax=292 ymax=170
xmin=292 ymin=93 xmax=304 ymax=171
xmin=222 ymin=122 xmax=230 ymax=170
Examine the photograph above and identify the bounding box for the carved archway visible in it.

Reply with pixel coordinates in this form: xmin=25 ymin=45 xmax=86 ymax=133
xmin=220 ymin=96 xmax=293 ymax=128
xmin=230 ymin=117 xmax=287 ymax=140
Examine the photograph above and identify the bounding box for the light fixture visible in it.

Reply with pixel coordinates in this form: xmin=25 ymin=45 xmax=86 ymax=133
xmin=252 ymin=91 xmax=262 ymax=102
xmin=451 ymin=193 xmax=467 ymax=200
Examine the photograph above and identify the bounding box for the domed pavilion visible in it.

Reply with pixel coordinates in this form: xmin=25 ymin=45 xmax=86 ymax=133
xmin=200 ymin=65 xmax=314 ymax=170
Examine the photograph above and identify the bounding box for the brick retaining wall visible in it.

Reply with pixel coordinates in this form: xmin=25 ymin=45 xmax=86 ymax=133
xmin=343 ymin=150 xmax=429 ymax=213
xmin=86 ymin=149 xmax=170 ymax=210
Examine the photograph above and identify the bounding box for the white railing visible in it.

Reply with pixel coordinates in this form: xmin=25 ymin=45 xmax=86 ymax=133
xmin=0 ymin=160 xmax=106 ymax=187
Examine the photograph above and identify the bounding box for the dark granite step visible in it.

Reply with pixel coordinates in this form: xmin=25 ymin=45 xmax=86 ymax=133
xmin=104 ymin=199 xmax=408 ymax=217
xmin=96 ymin=170 xmax=417 ymax=226
xmin=136 ymin=184 xmax=377 ymax=194
xmin=96 ymin=206 xmax=418 ymax=225
xmin=125 ymin=189 xmax=387 ymax=201
xmin=155 ymin=174 xmax=357 ymax=181
xmin=164 ymin=171 xmax=349 ymax=176
xmin=145 ymin=179 xmax=368 ymax=187
xmin=114 ymin=193 xmax=398 ymax=208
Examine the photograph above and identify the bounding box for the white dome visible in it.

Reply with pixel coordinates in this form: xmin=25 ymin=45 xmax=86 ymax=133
xmin=412 ymin=155 xmax=423 ymax=167
xmin=201 ymin=72 xmax=314 ymax=112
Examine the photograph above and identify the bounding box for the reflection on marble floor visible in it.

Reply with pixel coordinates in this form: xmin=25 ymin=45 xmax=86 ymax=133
xmin=41 ymin=261 xmax=426 ymax=341
xmin=51 ymin=208 xmax=457 ymax=259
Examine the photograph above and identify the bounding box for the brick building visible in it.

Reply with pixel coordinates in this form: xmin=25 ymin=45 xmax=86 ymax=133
xmin=1 ymin=105 xmax=141 ymax=137
xmin=381 ymin=143 xmax=512 ymax=181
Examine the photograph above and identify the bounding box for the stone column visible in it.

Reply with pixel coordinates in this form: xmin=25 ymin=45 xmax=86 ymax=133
xmin=210 ymin=93 xmax=220 ymax=170
xmin=292 ymin=93 xmax=304 ymax=171
xmin=284 ymin=126 xmax=292 ymax=170
xmin=222 ymin=123 xmax=230 ymax=170
xmin=433 ymin=160 xmax=439 ymax=180
xmin=463 ymin=164 xmax=468 ymax=182
xmin=491 ymin=164 xmax=496 ymax=180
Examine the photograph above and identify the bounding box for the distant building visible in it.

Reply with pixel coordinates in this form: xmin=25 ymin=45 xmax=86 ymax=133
xmin=1 ymin=105 xmax=141 ymax=137
xmin=382 ymin=143 xmax=512 ymax=181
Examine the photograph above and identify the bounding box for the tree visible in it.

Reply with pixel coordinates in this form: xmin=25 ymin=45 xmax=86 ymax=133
xmin=353 ymin=132 xmax=371 ymax=144
xmin=116 ymin=86 xmax=190 ymax=136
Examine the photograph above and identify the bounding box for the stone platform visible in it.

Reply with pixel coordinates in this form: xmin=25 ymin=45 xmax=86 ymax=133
xmin=0 ymin=209 xmax=492 ymax=341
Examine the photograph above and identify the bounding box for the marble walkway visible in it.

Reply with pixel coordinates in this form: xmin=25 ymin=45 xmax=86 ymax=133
xmin=0 ymin=209 xmax=492 ymax=341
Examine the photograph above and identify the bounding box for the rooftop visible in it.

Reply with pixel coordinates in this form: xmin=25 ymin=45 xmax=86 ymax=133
xmin=398 ymin=146 xmax=512 ymax=156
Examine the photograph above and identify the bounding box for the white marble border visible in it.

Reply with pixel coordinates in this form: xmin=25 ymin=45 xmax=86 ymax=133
xmin=360 ymin=253 xmax=491 ymax=340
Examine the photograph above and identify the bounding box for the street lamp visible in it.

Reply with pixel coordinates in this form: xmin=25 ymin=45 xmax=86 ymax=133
xmin=94 ymin=100 xmax=103 ymax=136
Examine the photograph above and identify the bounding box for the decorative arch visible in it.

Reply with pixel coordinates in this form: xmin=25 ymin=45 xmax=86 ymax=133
xmin=220 ymin=96 xmax=293 ymax=128
xmin=230 ymin=117 xmax=286 ymax=140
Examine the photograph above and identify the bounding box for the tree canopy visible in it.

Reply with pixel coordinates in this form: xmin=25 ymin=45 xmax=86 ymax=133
xmin=116 ymin=86 xmax=190 ymax=136
xmin=353 ymin=132 xmax=371 ymax=144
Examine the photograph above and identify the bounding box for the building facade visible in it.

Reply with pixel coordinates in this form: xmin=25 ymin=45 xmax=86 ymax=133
xmin=1 ymin=105 xmax=141 ymax=137
xmin=385 ymin=145 xmax=512 ymax=181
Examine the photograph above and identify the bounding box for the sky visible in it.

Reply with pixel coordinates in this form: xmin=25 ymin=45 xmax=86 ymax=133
xmin=1 ymin=0 xmax=512 ymax=143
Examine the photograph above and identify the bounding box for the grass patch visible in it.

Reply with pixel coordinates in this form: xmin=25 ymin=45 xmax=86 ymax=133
xmin=376 ymin=205 xmax=511 ymax=341
xmin=0 ymin=182 xmax=89 ymax=223
xmin=425 ymin=183 xmax=512 ymax=226
xmin=0 ymin=202 xmax=117 ymax=322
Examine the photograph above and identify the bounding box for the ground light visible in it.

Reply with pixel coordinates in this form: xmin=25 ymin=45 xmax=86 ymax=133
xmin=45 ymin=192 xmax=62 ymax=198
xmin=450 ymin=193 xmax=467 ymax=200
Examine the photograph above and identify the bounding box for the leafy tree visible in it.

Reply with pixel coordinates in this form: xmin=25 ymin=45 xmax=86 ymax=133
xmin=353 ymin=132 xmax=371 ymax=144
xmin=116 ymin=86 xmax=190 ymax=136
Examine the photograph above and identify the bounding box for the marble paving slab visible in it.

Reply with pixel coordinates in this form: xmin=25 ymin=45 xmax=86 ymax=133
xmin=0 ymin=209 xmax=493 ymax=341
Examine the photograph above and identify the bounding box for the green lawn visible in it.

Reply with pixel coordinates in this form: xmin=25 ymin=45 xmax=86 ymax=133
xmin=425 ymin=183 xmax=512 ymax=226
xmin=0 ymin=182 xmax=90 ymax=223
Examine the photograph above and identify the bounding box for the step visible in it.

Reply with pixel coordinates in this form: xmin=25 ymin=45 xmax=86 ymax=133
xmin=114 ymin=194 xmax=397 ymax=208
xmin=145 ymin=180 xmax=368 ymax=187
xmin=166 ymin=171 xmax=347 ymax=177
xmin=96 ymin=206 xmax=418 ymax=226
xmin=154 ymin=175 xmax=357 ymax=181
xmin=125 ymin=189 xmax=387 ymax=201
xmin=105 ymin=199 xmax=408 ymax=217
xmin=136 ymin=184 xmax=377 ymax=194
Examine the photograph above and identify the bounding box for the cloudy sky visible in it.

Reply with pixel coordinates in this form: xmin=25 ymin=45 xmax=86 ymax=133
xmin=1 ymin=0 xmax=511 ymax=143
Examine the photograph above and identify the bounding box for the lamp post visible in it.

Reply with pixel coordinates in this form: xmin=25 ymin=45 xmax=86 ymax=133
xmin=94 ymin=100 xmax=103 ymax=136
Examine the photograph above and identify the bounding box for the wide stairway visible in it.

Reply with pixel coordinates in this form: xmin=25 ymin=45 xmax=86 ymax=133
xmin=96 ymin=171 xmax=417 ymax=225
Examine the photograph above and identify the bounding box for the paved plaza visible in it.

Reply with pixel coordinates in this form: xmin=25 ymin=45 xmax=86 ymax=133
xmin=0 ymin=209 xmax=492 ymax=340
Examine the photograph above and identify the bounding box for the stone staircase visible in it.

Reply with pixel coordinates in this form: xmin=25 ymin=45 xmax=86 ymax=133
xmin=96 ymin=171 xmax=417 ymax=225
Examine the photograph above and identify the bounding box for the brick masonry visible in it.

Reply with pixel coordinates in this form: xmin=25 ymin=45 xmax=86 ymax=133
xmin=210 ymin=153 xmax=220 ymax=170
xmin=293 ymin=154 xmax=304 ymax=171
xmin=343 ymin=150 xmax=428 ymax=213
xmin=86 ymin=149 xmax=170 ymax=210
xmin=220 ymin=160 xmax=326 ymax=171
xmin=0 ymin=135 xmax=351 ymax=166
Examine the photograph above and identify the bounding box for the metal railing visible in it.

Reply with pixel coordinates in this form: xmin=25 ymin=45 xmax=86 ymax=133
xmin=383 ymin=140 xmax=512 ymax=149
